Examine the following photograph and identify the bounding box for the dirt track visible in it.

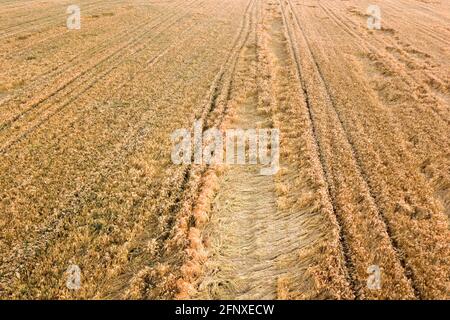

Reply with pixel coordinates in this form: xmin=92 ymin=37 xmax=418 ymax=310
xmin=0 ymin=0 xmax=448 ymax=299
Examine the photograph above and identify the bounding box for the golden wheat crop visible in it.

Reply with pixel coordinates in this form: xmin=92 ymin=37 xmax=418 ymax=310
xmin=0 ymin=0 xmax=448 ymax=300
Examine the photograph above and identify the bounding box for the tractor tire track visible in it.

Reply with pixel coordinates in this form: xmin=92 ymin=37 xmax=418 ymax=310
xmin=276 ymin=0 xmax=356 ymax=295
xmin=0 ymin=14 xmax=207 ymax=296
xmin=318 ymin=1 xmax=450 ymax=125
xmin=288 ymin=0 xmax=449 ymax=298
xmin=0 ymin=0 xmax=243 ymax=298
xmin=0 ymin=0 xmax=190 ymax=107
xmin=279 ymin=0 xmax=417 ymax=298
xmin=119 ymin=0 xmax=258 ymax=300
xmin=0 ymin=0 xmax=108 ymax=39
xmin=0 ymin=0 xmax=204 ymax=154
xmin=0 ymin=0 xmax=199 ymax=126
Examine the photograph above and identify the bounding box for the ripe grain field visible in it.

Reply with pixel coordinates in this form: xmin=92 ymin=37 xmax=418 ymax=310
xmin=0 ymin=0 xmax=448 ymax=300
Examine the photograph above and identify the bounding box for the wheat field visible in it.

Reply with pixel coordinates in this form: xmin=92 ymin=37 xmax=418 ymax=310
xmin=0 ymin=0 xmax=449 ymax=300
